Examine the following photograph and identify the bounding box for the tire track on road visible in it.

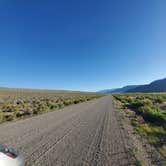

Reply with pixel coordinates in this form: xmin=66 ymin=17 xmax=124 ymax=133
xmin=0 ymin=96 xmax=135 ymax=166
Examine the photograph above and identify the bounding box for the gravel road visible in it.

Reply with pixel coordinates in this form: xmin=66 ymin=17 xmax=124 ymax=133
xmin=0 ymin=96 xmax=133 ymax=166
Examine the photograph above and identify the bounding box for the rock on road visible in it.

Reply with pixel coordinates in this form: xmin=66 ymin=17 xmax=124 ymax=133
xmin=0 ymin=96 xmax=133 ymax=166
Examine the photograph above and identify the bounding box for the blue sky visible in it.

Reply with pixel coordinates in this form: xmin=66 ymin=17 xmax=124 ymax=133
xmin=0 ymin=0 xmax=166 ymax=91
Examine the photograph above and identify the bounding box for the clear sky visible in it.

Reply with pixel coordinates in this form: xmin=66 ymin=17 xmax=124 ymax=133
xmin=0 ymin=0 xmax=166 ymax=91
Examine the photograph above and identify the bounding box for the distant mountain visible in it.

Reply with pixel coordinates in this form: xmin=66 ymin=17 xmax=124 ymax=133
xmin=97 ymin=89 xmax=117 ymax=93
xmin=111 ymin=85 xmax=139 ymax=93
xmin=98 ymin=85 xmax=138 ymax=94
xmin=127 ymin=78 xmax=166 ymax=92
xmin=98 ymin=78 xmax=166 ymax=93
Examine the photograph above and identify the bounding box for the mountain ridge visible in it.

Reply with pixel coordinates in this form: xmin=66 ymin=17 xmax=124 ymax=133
xmin=98 ymin=85 xmax=139 ymax=93
xmin=127 ymin=78 xmax=166 ymax=92
xmin=98 ymin=78 xmax=166 ymax=93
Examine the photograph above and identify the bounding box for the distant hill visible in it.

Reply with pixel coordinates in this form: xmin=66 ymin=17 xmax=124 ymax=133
xmin=111 ymin=85 xmax=139 ymax=93
xmin=98 ymin=78 xmax=166 ymax=93
xmin=97 ymin=89 xmax=117 ymax=93
xmin=127 ymin=78 xmax=166 ymax=92
xmin=98 ymin=85 xmax=138 ymax=94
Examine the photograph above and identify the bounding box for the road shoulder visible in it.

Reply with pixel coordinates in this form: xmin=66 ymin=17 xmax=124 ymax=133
xmin=113 ymin=97 xmax=164 ymax=166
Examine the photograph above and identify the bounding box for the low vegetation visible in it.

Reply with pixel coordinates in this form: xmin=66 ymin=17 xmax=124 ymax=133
xmin=0 ymin=88 xmax=103 ymax=123
xmin=113 ymin=93 xmax=166 ymax=163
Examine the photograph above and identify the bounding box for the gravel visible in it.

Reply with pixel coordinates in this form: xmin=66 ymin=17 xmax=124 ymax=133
xmin=0 ymin=96 xmax=133 ymax=166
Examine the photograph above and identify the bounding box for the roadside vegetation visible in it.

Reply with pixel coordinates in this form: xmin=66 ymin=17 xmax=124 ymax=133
xmin=113 ymin=93 xmax=166 ymax=165
xmin=0 ymin=88 xmax=103 ymax=123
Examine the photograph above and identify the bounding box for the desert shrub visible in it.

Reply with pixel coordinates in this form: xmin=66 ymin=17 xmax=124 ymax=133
xmin=79 ymin=98 xmax=84 ymax=102
xmin=126 ymin=100 xmax=144 ymax=109
xmin=159 ymin=146 xmax=166 ymax=158
xmin=57 ymin=103 xmax=64 ymax=108
xmin=154 ymin=97 xmax=164 ymax=104
xmin=63 ymin=100 xmax=73 ymax=106
xmin=45 ymin=100 xmax=53 ymax=107
xmin=2 ymin=106 xmax=13 ymax=112
xmin=73 ymin=100 xmax=80 ymax=104
xmin=139 ymin=105 xmax=166 ymax=127
xmin=127 ymin=98 xmax=153 ymax=109
xmin=3 ymin=113 xmax=15 ymax=121
xmin=0 ymin=89 xmax=103 ymax=122
xmin=16 ymin=108 xmax=33 ymax=117
xmin=135 ymin=123 xmax=166 ymax=145
xmin=16 ymin=112 xmax=23 ymax=117
xmin=86 ymin=98 xmax=91 ymax=101
xmin=56 ymin=98 xmax=63 ymax=103
xmin=49 ymin=103 xmax=58 ymax=109
xmin=80 ymin=97 xmax=88 ymax=102
xmin=142 ymin=99 xmax=153 ymax=105
xmin=135 ymin=123 xmax=147 ymax=137
xmin=33 ymin=108 xmax=39 ymax=115
xmin=45 ymin=100 xmax=57 ymax=109
xmin=114 ymin=95 xmax=129 ymax=104
xmin=0 ymin=112 xmax=4 ymax=122
xmin=34 ymin=103 xmax=49 ymax=114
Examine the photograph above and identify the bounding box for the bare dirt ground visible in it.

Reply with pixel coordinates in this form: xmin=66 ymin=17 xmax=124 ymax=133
xmin=0 ymin=96 xmax=135 ymax=166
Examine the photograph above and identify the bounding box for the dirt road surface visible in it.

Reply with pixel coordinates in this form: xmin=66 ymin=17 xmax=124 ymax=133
xmin=0 ymin=96 xmax=133 ymax=166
